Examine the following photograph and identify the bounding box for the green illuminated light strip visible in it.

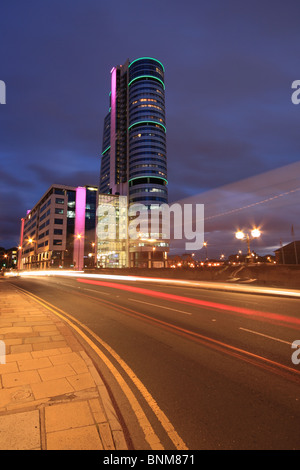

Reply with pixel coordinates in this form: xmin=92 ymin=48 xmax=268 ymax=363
xmin=129 ymin=57 xmax=165 ymax=73
xmin=128 ymin=75 xmax=165 ymax=90
xmin=128 ymin=176 xmax=168 ymax=185
xmin=128 ymin=121 xmax=166 ymax=133
xmin=101 ymin=145 xmax=111 ymax=155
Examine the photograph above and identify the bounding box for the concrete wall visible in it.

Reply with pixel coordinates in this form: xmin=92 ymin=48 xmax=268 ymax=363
xmin=84 ymin=264 xmax=300 ymax=289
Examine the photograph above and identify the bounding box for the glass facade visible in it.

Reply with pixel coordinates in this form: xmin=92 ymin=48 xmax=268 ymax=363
xmin=97 ymin=194 xmax=128 ymax=268
xmin=128 ymin=58 xmax=168 ymax=220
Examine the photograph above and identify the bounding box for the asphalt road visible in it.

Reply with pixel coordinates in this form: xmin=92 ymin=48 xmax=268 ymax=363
xmin=9 ymin=275 xmax=300 ymax=450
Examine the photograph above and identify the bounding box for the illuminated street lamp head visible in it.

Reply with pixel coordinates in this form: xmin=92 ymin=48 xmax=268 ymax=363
xmin=251 ymin=228 xmax=261 ymax=238
xmin=76 ymin=234 xmax=82 ymax=240
xmin=28 ymin=238 xmax=33 ymax=243
xmin=235 ymin=231 xmax=245 ymax=240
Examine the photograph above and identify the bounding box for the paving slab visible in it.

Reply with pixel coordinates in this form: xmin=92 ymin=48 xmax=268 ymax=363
xmin=0 ymin=410 xmax=40 ymax=450
xmin=0 ymin=281 xmax=128 ymax=450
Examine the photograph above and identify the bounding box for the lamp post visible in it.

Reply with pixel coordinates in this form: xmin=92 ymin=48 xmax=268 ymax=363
xmin=76 ymin=234 xmax=83 ymax=270
xmin=235 ymin=228 xmax=261 ymax=263
xmin=27 ymin=238 xmax=38 ymax=269
xmin=91 ymin=242 xmax=96 ymax=268
xmin=3 ymin=254 xmax=8 ymax=269
xmin=203 ymin=242 xmax=208 ymax=261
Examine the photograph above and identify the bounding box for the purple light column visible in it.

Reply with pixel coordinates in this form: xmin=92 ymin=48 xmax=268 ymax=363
xmin=74 ymin=187 xmax=86 ymax=270
xmin=110 ymin=67 xmax=117 ymax=192
xmin=18 ymin=218 xmax=24 ymax=270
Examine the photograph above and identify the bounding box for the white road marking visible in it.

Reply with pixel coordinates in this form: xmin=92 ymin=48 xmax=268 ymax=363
xmin=128 ymin=298 xmax=192 ymax=315
xmin=239 ymin=327 xmax=292 ymax=346
xmin=82 ymin=288 xmax=110 ymax=295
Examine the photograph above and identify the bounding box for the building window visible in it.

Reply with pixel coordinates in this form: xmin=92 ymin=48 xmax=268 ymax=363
xmin=54 ymin=218 xmax=63 ymax=225
xmin=55 ymin=208 xmax=64 ymax=214
xmin=55 ymin=198 xmax=64 ymax=204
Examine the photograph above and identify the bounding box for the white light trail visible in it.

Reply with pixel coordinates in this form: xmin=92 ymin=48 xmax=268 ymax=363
xmin=5 ymin=269 xmax=300 ymax=299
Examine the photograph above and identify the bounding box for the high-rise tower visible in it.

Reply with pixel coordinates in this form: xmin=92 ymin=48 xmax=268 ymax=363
xmin=99 ymin=57 xmax=168 ymax=268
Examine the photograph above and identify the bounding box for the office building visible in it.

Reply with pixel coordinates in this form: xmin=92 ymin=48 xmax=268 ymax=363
xmin=0 ymin=247 xmax=18 ymax=270
xmin=99 ymin=57 xmax=169 ymax=268
xmin=18 ymin=184 xmax=97 ymax=271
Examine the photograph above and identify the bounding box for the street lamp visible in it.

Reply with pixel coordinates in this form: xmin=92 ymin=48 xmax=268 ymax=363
xmin=235 ymin=228 xmax=261 ymax=262
xmin=203 ymin=241 xmax=208 ymax=261
xmin=251 ymin=229 xmax=261 ymax=239
xmin=3 ymin=254 xmax=8 ymax=269
xmin=235 ymin=231 xmax=245 ymax=240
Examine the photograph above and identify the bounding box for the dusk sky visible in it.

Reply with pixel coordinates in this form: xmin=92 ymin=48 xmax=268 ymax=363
xmin=1 ymin=0 xmax=300 ymax=257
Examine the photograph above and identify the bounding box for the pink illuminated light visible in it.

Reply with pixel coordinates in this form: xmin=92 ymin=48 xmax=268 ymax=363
xmin=110 ymin=67 xmax=117 ymax=191
xmin=74 ymin=187 xmax=86 ymax=271
xmin=18 ymin=218 xmax=25 ymax=269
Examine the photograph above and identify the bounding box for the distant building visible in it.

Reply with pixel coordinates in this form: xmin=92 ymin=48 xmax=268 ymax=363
xmin=18 ymin=184 xmax=97 ymax=271
xmin=1 ymin=246 xmax=18 ymax=270
xmin=274 ymin=241 xmax=300 ymax=265
xmin=228 ymin=253 xmax=248 ymax=264
xmin=167 ymin=254 xmax=196 ymax=268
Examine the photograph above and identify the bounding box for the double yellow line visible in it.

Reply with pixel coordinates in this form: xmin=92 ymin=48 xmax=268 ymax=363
xmin=14 ymin=284 xmax=188 ymax=451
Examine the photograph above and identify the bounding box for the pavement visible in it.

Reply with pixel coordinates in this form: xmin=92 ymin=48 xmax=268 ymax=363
xmin=0 ymin=279 xmax=129 ymax=450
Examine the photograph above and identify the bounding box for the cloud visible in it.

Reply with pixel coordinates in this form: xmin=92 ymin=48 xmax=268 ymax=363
xmin=1 ymin=0 xmax=300 ymax=250
xmin=0 ymin=190 xmax=26 ymax=247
